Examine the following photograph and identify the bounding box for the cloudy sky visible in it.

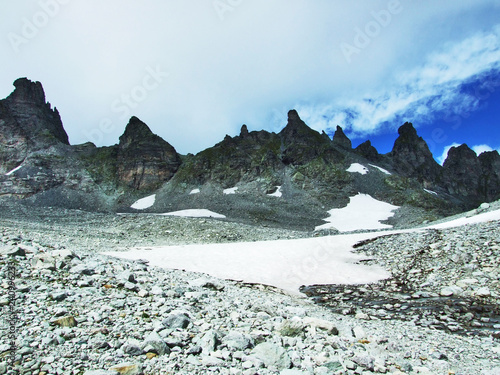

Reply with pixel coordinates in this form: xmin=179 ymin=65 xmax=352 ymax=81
xmin=1 ymin=1 xmax=500 ymax=162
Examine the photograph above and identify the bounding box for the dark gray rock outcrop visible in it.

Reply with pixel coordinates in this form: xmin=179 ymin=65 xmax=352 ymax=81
xmin=388 ymin=122 xmax=442 ymax=186
xmin=117 ymin=116 xmax=181 ymax=190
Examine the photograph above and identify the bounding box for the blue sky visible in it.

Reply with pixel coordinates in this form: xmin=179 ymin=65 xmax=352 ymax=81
xmin=1 ymin=1 xmax=499 ymax=163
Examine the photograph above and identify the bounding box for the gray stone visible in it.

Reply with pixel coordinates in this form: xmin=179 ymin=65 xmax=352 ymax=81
xmin=150 ymin=285 xmax=164 ymax=295
xmin=50 ymin=291 xmax=68 ymax=301
xmin=69 ymin=263 xmax=95 ymax=275
xmin=162 ymin=311 xmax=191 ymax=329
xmin=280 ymin=370 xmax=308 ymax=375
xmin=352 ymin=355 xmax=375 ymax=371
xmin=476 ymin=287 xmax=491 ymax=297
xmin=251 ymin=342 xmax=291 ymax=370
xmin=122 ymin=343 xmax=143 ymax=356
xmin=83 ymin=371 xmax=119 ymax=375
xmin=0 ymin=245 xmax=25 ymax=257
xmin=222 ymin=331 xmax=254 ymax=351
xmin=440 ymin=286 xmax=463 ymax=297
xmin=142 ymin=331 xmax=169 ymax=356
xmin=201 ymin=355 xmax=225 ymax=366
xmin=199 ymin=330 xmax=220 ymax=354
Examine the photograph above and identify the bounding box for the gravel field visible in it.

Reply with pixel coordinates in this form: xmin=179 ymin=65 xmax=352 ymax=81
xmin=1 ymin=201 xmax=500 ymax=375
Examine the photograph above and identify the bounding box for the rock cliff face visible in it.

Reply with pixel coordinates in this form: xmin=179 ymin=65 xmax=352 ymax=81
xmin=117 ymin=117 xmax=181 ymax=190
xmin=443 ymin=145 xmax=500 ymax=204
xmin=354 ymin=140 xmax=381 ymax=162
xmin=1 ymin=77 xmax=499 ymax=227
xmin=443 ymin=144 xmax=481 ymax=199
xmin=479 ymin=151 xmax=500 ymax=201
xmin=278 ymin=110 xmax=339 ymax=165
xmin=388 ymin=122 xmax=442 ymax=186
xmin=0 ymin=78 xmax=69 ymax=174
xmin=332 ymin=125 xmax=352 ymax=150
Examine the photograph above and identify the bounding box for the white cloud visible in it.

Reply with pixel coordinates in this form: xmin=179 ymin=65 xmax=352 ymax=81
xmin=0 ymin=1 xmax=499 ymax=154
xmin=298 ymin=24 xmax=500 ymax=141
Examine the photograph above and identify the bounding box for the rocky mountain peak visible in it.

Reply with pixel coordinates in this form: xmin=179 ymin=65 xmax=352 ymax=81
xmin=7 ymin=77 xmax=46 ymax=105
xmin=278 ymin=109 xmax=336 ymax=165
xmin=279 ymin=109 xmax=311 ymax=139
xmin=443 ymin=144 xmax=478 ymax=167
xmin=0 ymin=77 xmax=69 ymax=151
xmin=355 ymin=140 xmax=380 ymax=161
xmin=397 ymin=121 xmax=418 ymax=139
xmin=240 ymin=124 xmax=249 ymax=137
xmin=332 ymin=125 xmax=352 ymax=149
xmin=389 ymin=122 xmax=441 ymax=183
xmin=443 ymin=145 xmax=500 ymax=203
xmin=119 ymin=116 xmax=156 ymax=145
xmin=117 ymin=117 xmax=181 ymax=190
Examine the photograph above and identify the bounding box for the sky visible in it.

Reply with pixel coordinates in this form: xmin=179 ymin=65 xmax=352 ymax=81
xmin=1 ymin=1 xmax=500 ymax=162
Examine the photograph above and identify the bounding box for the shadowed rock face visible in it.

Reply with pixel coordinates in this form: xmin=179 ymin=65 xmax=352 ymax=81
xmin=479 ymin=151 xmax=500 ymax=201
xmin=443 ymin=144 xmax=481 ymax=198
xmin=117 ymin=116 xmax=181 ymax=190
xmin=355 ymin=140 xmax=381 ymax=162
xmin=389 ymin=122 xmax=442 ymax=185
xmin=332 ymin=125 xmax=352 ymax=150
xmin=3 ymin=78 xmax=69 ymax=145
xmin=1 ymin=77 xmax=500 ymax=222
xmin=278 ymin=110 xmax=341 ymax=165
xmin=0 ymin=78 xmax=69 ymax=174
xmin=443 ymin=145 xmax=500 ymax=204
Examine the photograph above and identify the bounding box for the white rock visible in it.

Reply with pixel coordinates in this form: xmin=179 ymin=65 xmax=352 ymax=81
xmin=475 ymin=287 xmax=491 ymax=297
xmin=439 ymin=286 xmax=463 ymax=297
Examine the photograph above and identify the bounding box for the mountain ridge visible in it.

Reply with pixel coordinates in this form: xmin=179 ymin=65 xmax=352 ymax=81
xmin=1 ymin=77 xmax=499 ymax=230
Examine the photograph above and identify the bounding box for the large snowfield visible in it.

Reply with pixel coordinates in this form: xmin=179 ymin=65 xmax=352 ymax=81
xmin=109 ymin=195 xmax=500 ymax=295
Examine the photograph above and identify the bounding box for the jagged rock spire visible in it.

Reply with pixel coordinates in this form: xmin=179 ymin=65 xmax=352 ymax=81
xmin=117 ymin=116 xmax=181 ymax=190
xmin=389 ymin=122 xmax=441 ymax=183
xmin=332 ymin=125 xmax=352 ymax=149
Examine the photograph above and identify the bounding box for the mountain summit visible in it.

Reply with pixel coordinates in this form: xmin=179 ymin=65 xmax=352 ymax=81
xmin=1 ymin=78 xmax=499 ymax=229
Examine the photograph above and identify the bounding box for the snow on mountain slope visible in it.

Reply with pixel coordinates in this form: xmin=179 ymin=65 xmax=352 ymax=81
xmin=346 ymin=163 xmax=368 ymax=174
xmin=160 ymin=209 xmax=226 ymax=218
xmin=105 ymin=232 xmax=392 ymax=295
xmin=130 ymin=194 xmax=156 ymax=209
xmin=106 ymin=202 xmax=500 ymax=295
xmin=315 ymin=193 xmax=399 ymax=232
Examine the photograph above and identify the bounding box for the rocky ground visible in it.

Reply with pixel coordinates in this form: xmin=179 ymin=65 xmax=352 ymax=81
xmin=1 ymin=202 xmax=500 ymax=374
xmin=302 ymin=220 xmax=500 ymax=337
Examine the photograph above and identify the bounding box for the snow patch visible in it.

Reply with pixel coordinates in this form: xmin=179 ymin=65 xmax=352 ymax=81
xmin=161 ymin=209 xmax=226 ymax=219
xmin=315 ymin=193 xmax=399 ymax=232
xmin=267 ymin=186 xmax=282 ymax=198
xmin=130 ymin=194 xmax=156 ymax=210
xmin=369 ymin=164 xmax=391 ymax=175
xmin=346 ymin=163 xmax=369 ymax=175
xmin=426 ymin=209 xmax=500 ymax=229
xmin=424 ymin=188 xmax=438 ymax=196
xmin=5 ymin=165 xmax=23 ymax=176
xmin=189 ymin=188 xmax=200 ymax=195
xmin=104 ymin=233 xmax=391 ymax=295
xmin=106 ymin=203 xmax=500 ymax=295
xmin=223 ymin=187 xmax=238 ymax=195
